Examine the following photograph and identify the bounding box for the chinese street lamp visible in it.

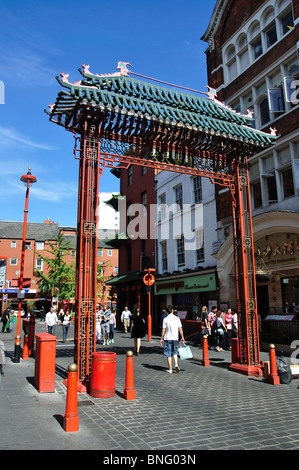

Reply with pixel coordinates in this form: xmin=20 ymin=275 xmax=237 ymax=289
xmin=14 ymin=167 xmax=37 ymax=363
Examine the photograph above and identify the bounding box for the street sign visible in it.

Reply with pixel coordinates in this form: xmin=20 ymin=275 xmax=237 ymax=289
xmin=143 ymin=273 xmax=155 ymax=286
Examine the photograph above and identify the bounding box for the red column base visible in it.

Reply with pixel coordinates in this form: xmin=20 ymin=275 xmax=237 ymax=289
xmin=63 ymin=415 xmax=79 ymax=432
xmin=229 ymin=362 xmax=264 ymax=377
xmin=267 ymin=374 xmax=280 ymax=385
xmin=202 ymin=359 xmax=210 ymax=367
xmin=124 ymin=388 xmax=136 ymax=400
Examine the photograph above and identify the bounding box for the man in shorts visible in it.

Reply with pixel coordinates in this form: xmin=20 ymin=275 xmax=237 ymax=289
xmin=160 ymin=306 xmax=184 ymax=373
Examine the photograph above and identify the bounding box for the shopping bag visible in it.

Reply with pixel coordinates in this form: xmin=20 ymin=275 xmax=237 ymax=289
xmin=178 ymin=342 xmax=193 ymax=360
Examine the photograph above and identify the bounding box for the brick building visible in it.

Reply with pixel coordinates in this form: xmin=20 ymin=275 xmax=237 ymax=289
xmin=0 ymin=219 xmax=118 ymax=315
xmin=202 ymin=0 xmax=299 ymax=341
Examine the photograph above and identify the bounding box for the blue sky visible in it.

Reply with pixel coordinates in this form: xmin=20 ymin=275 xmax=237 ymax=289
xmin=0 ymin=0 xmax=216 ymax=227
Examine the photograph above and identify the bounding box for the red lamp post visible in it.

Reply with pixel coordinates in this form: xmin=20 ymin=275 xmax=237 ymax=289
xmin=143 ymin=268 xmax=155 ymax=342
xmin=14 ymin=167 xmax=37 ymax=363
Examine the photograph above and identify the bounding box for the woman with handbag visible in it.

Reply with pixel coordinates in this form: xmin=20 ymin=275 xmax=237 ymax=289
xmin=215 ymin=310 xmax=227 ymax=352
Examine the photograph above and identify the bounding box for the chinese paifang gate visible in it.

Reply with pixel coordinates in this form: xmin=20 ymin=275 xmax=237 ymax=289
xmin=46 ymin=61 xmax=278 ymax=386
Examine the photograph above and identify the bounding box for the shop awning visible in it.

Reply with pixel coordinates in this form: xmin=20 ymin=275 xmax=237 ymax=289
xmin=105 ymin=270 xmax=143 ymax=286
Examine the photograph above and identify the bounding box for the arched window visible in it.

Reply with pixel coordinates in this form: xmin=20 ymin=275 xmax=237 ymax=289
xmin=225 ymin=45 xmax=237 ymax=82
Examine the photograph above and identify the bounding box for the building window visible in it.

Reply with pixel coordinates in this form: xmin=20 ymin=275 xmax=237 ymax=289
xmin=158 ymin=193 xmax=166 ymax=220
xmin=260 ymin=98 xmax=270 ymax=126
xmin=225 ymin=45 xmax=238 ymax=82
xmin=25 ymin=242 xmax=31 ymax=250
xmin=195 ymin=230 xmax=205 ymax=264
xmin=141 ymin=191 xmax=147 ymax=217
xmin=114 ymin=266 xmax=119 ymax=274
xmin=193 ymin=176 xmax=202 ymax=204
xmin=36 ymin=258 xmax=43 ymax=271
xmin=177 ymin=236 xmax=185 ymax=266
xmin=98 ymin=249 xmax=103 ymax=257
xmin=11 ymin=241 xmax=16 ymax=248
xmin=281 ymin=168 xmax=294 ymax=199
xmin=161 ymin=241 xmax=168 ymax=271
xmin=71 ymin=250 xmax=76 ymax=257
xmin=251 ymin=37 xmax=263 ymax=60
xmin=10 ymin=258 xmax=17 ymax=266
xmin=175 ymin=185 xmax=183 ymax=211
xmin=252 ymin=181 xmax=262 ymax=208
xmin=281 ymin=10 xmax=294 ymax=35
xmin=265 ymin=24 xmax=277 ymax=48
xmin=108 ymin=249 xmax=112 ymax=256
xmin=265 ymin=174 xmax=278 ymax=204
xmin=36 ymin=241 xmax=44 ymax=250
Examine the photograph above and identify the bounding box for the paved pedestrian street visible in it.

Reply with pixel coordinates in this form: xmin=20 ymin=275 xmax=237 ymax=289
xmin=1 ymin=320 xmax=299 ymax=452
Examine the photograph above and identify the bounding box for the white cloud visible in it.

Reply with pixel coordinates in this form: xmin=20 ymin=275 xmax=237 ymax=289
xmin=0 ymin=126 xmax=56 ymax=150
xmin=0 ymin=54 xmax=56 ymax=88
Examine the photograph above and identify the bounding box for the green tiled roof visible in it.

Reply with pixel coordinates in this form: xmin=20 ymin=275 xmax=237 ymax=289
xmin=47 ymin=64 xmax=278 ymax=150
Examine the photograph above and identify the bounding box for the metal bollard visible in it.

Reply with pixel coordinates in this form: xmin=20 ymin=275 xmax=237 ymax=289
xmin=123 ymin=351 xmax=136 ymax=400
xmin=202 ymin=335 xmax=210 ymax=367
xmin=267 ymin=344 xmax=280 ymax=385
xmin=63 ymin=363 xmax=79 ymax=432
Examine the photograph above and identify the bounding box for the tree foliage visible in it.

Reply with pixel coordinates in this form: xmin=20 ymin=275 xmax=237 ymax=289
xmin=35 ymin=232 xmax=75 ymax=300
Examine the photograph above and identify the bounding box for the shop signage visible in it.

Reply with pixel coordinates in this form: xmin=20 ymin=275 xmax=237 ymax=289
xmin=155 ymin=273 xmax=216 ymax=295
xmin=0 ymin=288 xmax=36 ymax=294
xmin=255 ymin=233 xmax=299 ymax=268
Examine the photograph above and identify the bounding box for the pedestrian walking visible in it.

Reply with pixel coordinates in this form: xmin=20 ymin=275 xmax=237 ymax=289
xmin=101 ymin=306 xmax=111 ymax=345
xmin=40 ymin=306 xmax=45 ymax=321
xmin=201 ymin=306 xmax=211 ymax=336
xmin=232 ymin=309 xmax=238 ymax=338
xmin=109 ymin=309 xmax=116 ymax=344
xmin=45 ymin=307 xmax=59 ymax=335
xmin=207 ymin=306 xmax=217 ymax=349
xmin=215 ymin=310 xmax=227 ymax=352
xmin=1 ymin=308 xmax=11 ymax=333
xmin=60 ymin=309 xmax=72 ymax=342
xmin=224 ymin=308 xmax=233 ymax=349
xmin=96 ymin=307 xmax=102 ymax=343
xmin=160 ymin=306 xmax=185 ymax=373
xmin=121 ymin=306 xmax=132 ymax=333
xmin=130 ymin=308 xmax=146 ymax=355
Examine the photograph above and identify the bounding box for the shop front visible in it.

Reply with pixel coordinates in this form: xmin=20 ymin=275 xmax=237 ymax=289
xmin=154 ymin=270 xmax=218 ymax=337
xmin=254 ymin=231 xmax=299 ymax=344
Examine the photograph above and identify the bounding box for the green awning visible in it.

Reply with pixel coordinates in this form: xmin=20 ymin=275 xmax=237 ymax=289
xmin=105 ymin=270 xmax=143 ymax=286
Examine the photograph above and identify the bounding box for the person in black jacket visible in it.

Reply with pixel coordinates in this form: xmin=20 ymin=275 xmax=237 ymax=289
xmin=130 ymin=309 xmax=146 ymax=356
xmin=1 ymin=308 xmax=11 ymax=333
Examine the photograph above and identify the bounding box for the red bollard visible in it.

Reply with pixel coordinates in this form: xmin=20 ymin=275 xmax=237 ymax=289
xmin=267 ymin=344 xmax=280 ymax=385
xmin=63 ymin=363 xmax=79 ymax=432
xmin=202 ymin=335 xmax=210 ymax=367
xmin=123 ymin=351 xmax=136 ymax=400
xmin=22 ymin=335 xmax=29 ymax=360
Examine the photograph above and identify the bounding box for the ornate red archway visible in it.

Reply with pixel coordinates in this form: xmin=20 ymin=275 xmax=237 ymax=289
xmin=47 ymin=62 xmax=277 ymax=386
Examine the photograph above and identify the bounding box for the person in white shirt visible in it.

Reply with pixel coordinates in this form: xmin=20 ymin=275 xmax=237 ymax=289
xmin=160 ymin=306 xmax=184 ymax=373
xmin=45 ymin=307 xmax=59 ymax=335
xmin=121 ymin=306 xmax=132 ymax=333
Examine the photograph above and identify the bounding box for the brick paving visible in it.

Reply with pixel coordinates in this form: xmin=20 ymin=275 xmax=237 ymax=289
xmin=1 ymin=319 xmax=299 ymax=452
